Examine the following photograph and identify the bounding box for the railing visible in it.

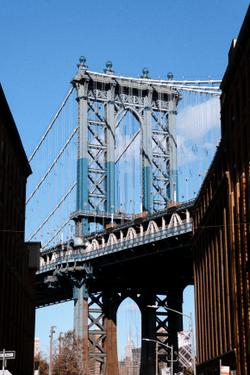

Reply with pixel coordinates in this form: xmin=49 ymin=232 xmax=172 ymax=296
xmin=38 ymin=220 xmax=192 ymax=274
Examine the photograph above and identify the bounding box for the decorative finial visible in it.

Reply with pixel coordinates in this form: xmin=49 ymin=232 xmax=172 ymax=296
xmin=167 ymin=72 xmax=174 ymax=80
xmin=141 ymin=67 xmax=150 ymax=79
xmin=104 ymin=60 xmax=114 ymax=74
xmin=77 ymin=56 xmax=87 ymax=72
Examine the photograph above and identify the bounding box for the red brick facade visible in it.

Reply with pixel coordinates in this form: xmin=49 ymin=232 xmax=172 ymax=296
xmin=193 ymin=6 xmax=250 ymax=375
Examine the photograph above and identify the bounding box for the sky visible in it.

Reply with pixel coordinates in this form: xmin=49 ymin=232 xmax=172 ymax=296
xmin=0 ymin=0 xmax=249 ymax=360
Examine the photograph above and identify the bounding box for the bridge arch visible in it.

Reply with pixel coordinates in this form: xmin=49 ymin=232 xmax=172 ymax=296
xmin=145 ymin=220 xmax=159 ymax=234
xmin=91 ymin=238 xmax=100 ymax=250
xmin=125 ymin=226 xmax=137 ymax=240
xmin=168 ymin=212 xmax=183 ymax=228
xmin=115 ymin=106 xmax=143 ymax=126
xmin=107 ymin=232 xmax=118 ymax=246
xmin=117 ymin=297 xmax=141 ymax=365
xmin=115 ymin=107 xmax=142 ymax=214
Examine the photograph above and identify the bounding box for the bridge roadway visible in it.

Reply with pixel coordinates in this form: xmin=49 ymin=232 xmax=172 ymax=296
xmin=35 ymin=200 xmax=194 ymax=308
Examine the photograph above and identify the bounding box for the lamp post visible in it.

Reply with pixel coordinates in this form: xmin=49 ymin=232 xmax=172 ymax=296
xmin=142 ymin=338 xmax=174 ymax=375
xmin=49 ymin=325 xmax=56 ymax=375
xmin=147 ymin=305 xmax=196 ymax=375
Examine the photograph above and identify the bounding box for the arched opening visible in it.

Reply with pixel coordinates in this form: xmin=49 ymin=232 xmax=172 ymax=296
xmin=183 ymin=285 xmax=195 ymax=331
xmin=117 ymin=297 xmax=141 ymax=374
xmin=115 ymin=109 xmax=142 ymax=215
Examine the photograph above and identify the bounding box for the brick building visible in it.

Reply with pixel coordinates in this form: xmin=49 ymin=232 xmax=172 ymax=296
xmin=0 ymin=84 xmax=39 ymax=374
xmin=193 ymin=6 xmax=250 ymax=375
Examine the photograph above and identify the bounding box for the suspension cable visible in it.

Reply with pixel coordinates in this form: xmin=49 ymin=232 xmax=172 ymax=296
xmin=42 ymin=217 xmax=71 ymax=250
xmin=28 ymin=182 xmax=76 ymax=241
xmin=26 ymin=127 xmax=77 ymax=205
xmin=86 ymin=69 xmax=221 ymax=86
xmin=169 ymin=84 xmax=220 ymax=91
xmin=176 ymin=87 xmax=221 ymax=96
xmin=28 ymin=87 xmax=74 ymax=162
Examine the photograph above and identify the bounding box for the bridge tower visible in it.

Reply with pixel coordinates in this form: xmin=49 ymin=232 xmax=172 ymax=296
xmin=71 ymin=57 xmax=179 ymax=237
xmin=67 ymin=58 xmax=182 ymax=375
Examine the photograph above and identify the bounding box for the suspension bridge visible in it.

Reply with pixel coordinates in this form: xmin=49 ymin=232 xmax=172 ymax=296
xmin=26 ymin=57 xmax=221 ymax=375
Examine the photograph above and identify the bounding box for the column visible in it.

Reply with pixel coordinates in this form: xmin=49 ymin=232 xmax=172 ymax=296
xmin=75 ymin=76 xmax=89 ymax=235
xmin=140 ymin=292 xmax=156 ymax=375
xmin=168 ymin=93 xmax=178 ymax=202
xmin=73 ymin=283 xmax=89 ymax=374
xmin=105 ymin=82 xmax=116 ymax=215
xmin=167 ymin=288 xmax=184 ymax=373
xmin=102 ymin=290 xmax=119 ymax=375
xmin=142 ymin=88 xmax=153 ymax=213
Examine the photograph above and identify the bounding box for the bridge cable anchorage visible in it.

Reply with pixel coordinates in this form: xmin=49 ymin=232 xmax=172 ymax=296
xmin=41 ymin=216 xmax=72 ymax=250
xmin=26 ymin=127 xmax=77 ymax=205
xmin=28 ymin=86 xmax=74 ymax=163
xmin=28 ymin=182 xmax=77 ymax=241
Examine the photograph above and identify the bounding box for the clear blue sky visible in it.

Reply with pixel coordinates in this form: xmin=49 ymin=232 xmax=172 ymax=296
xmin=0 ymin=0 xmax=249 ymax=359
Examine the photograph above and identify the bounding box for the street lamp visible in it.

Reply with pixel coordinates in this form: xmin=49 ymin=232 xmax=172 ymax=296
xmin=142 ymin=338 xmax=174 ymax=375
xmin=147 ymin=305 xmax=196 ymax=375
xmin=49 ymin=325 xmax=56 ymax=375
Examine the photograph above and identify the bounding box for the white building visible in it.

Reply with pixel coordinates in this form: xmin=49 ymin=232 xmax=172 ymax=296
xmin=34 ymin=337 xmax=40 ymax=357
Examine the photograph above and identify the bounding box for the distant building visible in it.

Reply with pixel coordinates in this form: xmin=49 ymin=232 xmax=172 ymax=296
xmin=119 ymin=335 xmax=140 ymax=375
xmin=177 ymin=331 xmax=192 ymax=371
xmin=0 ymin=84 xmax=40 ymax=375
xmin=34 ymin=338 xmax=40 ymax=357
xmin=33 ymin=338 xmax=40 ymax=375
xmin=132 ymin=347 xmax=140 ymax=369
xmin=125 ymin=335 xmax=134 ymax=361
xmin=193 ymin=5 xmax=250 ymax=375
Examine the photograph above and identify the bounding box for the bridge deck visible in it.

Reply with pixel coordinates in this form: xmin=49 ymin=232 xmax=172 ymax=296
xmin=35 ymin=206 xmax=194 ymax=307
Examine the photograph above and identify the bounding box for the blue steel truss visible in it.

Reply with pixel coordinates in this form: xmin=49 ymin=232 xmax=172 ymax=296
xmin=71 ymin=58 xmax=179 ymax=236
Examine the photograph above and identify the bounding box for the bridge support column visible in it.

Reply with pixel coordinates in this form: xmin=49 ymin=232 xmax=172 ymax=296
xmin=140 ymin=293 xmax=156 ymax=375
xmin=102 ymin=291 xmax=119 ymax=375
xmin=74 ymin=65 xmax=90 ymax=236
xmin=167 ymin=288 xmax=183 ymax=372
xmin=105 ymin=83 xmax=116 ymax=215
xmin=142 ymin=89 xmax=153 ymax=213
xmin=168 ymin=93 xmax=178 ymax=202
xmin=73 ymin=283 xmax=89 ymax=374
